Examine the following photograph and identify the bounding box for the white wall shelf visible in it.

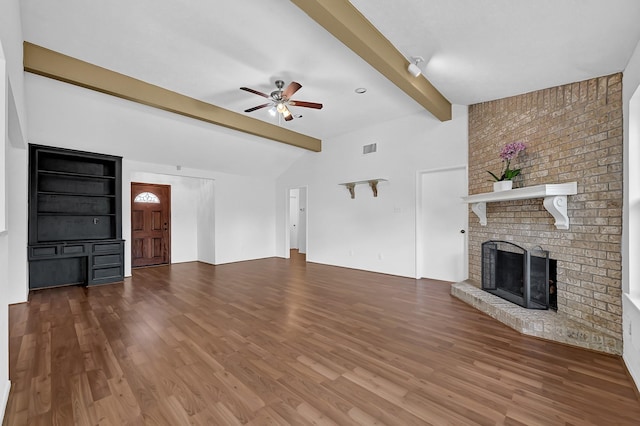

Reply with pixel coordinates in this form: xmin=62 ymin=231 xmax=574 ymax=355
xmin=462 ymin=182 xmax=578 ymax=230
xmin=339 ymin=179 xmax=388 ymax=199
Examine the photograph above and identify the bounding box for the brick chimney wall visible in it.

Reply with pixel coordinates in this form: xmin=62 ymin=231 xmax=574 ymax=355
xmin=467 ymin=73 xmax=623 ymax=343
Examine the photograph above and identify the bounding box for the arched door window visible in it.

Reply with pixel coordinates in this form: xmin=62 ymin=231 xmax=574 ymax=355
xmin=134 ymin=191 xmax=160 ymax=203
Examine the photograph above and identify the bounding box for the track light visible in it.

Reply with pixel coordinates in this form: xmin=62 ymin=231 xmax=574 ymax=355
xmin=408 ymin=56 xmax=424 ymax=77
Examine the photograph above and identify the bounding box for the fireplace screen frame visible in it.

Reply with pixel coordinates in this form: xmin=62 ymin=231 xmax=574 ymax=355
xmin=481 ymin=240 xmax=550 ymax=310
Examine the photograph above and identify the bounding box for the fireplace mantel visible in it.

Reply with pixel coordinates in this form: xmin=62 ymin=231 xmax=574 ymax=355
xmin=462 ymin=182 xmax=578 ymax=230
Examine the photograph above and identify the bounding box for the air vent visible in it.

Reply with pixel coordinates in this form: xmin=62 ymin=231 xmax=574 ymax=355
xmin=363 ymin=143 xmax=377 ymax=155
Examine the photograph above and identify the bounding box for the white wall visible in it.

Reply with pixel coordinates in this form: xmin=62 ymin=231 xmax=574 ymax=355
xmin=6 ymin=145 xmax=27 ymax=305
xmin=0 ymin=56 xmax=9 ymax=422
xmin=276 ymin=105 xmax=468 ymax=278
xmin=213 ymin=173 xmax=276 ymax=265
xmin=0 ymin=0 xmax=26 ymax=141
xmin=0 ymin=1 xmax=26 ymax=419
xmin=197 ymin=179 xmax=215 ymax=264
xmin=623 ymin=38 xmax=640 ymax=392
xmin=1 ymin=50 xmax=6 ymax=234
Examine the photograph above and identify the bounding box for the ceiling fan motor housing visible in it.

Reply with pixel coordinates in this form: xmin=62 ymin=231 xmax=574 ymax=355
xmin=272 ymin=80 xmax=285 ymax=100
xmin=241 ymin=79 xmax=322 ymax=121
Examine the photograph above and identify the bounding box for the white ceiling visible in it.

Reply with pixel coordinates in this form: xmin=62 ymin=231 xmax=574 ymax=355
xmin=19 ymin=0 xmax=640 ymax=168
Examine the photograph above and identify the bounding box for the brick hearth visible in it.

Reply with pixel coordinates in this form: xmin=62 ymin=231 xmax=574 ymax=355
xmin=452 ymin=281 xmax=622 ymax=354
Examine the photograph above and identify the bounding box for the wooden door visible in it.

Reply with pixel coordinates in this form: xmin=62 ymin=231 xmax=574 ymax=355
xmin=131 ymin=183 xmax=171 ymax=267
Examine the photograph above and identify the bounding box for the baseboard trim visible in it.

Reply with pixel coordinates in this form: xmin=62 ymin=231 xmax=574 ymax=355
xmin=0 ymin=380 xmax=11 ymax=425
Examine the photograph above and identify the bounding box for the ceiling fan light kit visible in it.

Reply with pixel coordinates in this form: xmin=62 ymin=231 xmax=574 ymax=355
xmin=408 ymin=56 xmax=424 ymax=77
xmin=240 ymin=79 xmax=323 ymax=122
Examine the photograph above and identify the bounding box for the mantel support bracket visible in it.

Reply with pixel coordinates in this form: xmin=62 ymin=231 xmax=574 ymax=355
xmin=542 ymin=195 xmax=569 ymax=230
xmin=471 ymin=202 xmax=487 ymax=226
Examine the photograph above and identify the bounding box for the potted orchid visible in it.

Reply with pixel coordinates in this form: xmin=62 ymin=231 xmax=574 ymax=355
xmin=488 ymin=141 xmax=526 ymax=191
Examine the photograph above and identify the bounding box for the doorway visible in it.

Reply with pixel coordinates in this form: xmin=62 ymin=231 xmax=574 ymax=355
xmin=131 ymin=182 xmax=171 ymax=267
xmin=287 ymin=187 xmax=307 ymax=256
xmin=418 ymin=166 xmax=467 ymax=281
xmin=290 ymin=189 xmax=299 ymax=249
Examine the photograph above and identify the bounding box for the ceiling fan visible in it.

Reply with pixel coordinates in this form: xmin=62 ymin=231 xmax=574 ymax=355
xmin=240 ymin=80 xmax=323 ymax=121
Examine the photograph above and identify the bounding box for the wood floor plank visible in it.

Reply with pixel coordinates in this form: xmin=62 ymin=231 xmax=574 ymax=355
xmin=4 ymin=252 xmax=640 ymax=425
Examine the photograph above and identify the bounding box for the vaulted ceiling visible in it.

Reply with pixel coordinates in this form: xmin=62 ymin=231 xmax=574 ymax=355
xmin=19 ymin=0 xmax=640 ymax=174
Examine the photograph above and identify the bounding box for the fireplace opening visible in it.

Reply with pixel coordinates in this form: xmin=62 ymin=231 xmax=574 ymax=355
xmin=482 ymin=241 xmax=557 ymax=310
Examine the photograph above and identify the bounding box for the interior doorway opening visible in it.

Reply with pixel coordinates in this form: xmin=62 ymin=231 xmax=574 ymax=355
xmin=286 ymin=187 xmax=307 ymax=258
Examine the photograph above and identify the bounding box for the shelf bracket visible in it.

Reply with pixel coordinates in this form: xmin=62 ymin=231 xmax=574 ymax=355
xmin=471 ymin=202 xmax=487 ymax=226
xmin=369 ymin=180 xmax=379 ymax=197
xmin=345 ymin=183 xmax=356 ymax=199
xmin=543 ymin=195 xmax=569 ymax=230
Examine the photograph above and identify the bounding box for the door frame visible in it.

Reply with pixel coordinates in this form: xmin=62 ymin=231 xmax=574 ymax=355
xmin=415 ymin=165 xmax=468 ymax=280
xmin=131 ymin=182 xmax=172 ymax=267
xmin=284 ymin=186 xmax=308 ymax=259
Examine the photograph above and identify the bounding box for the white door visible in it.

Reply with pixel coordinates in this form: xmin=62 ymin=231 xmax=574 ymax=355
xmin=289 ymin=189 xmax=299 ymax=250
xmin=420 ymin=167 xmax=467 ymax=281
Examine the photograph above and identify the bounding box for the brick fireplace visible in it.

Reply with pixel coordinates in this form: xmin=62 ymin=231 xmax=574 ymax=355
xmin=453 ymin=73 xmax=623 ymax=354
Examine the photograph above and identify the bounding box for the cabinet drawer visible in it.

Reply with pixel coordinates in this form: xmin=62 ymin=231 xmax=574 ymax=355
xmin=93 ymin=242 xmax=123 ymax=253
xmin=92 ymin=266 xmax=123 ymax=281
xmin=62 ymin=244 xmax=85 ymax=255
xmin=30 ymin=245 xmax=58 ymax=258
xmin=93 ymin=253 xmax=121 ymax=267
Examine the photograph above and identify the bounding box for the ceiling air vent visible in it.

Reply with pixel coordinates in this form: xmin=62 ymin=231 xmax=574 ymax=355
xmin=363 ymin=143 xmax=377 ymax=155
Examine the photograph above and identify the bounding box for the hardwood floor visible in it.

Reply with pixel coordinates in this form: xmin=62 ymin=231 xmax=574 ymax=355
xmin=5 ymin=252 xmax=640 ymax=425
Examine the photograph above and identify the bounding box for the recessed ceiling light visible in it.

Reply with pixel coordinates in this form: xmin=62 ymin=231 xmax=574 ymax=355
xmin=355 ymin=87 xmax=367 ymax=94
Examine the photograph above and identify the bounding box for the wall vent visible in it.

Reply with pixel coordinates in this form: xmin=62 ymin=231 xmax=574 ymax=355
xmin=363 ymin=143 xmax=377 ymax=154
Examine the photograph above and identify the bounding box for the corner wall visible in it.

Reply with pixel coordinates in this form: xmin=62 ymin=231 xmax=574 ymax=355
xmin=468 ymin=74 xmax=624 ymax=352
xmin=276 ymin=106 xmax=468 ymax=278
xmin=623 ymin=37 xmax=640 ymax=391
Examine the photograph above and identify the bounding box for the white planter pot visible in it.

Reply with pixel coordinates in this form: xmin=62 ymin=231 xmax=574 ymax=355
xmin=493 ymin=180 xmax=513 ymax=192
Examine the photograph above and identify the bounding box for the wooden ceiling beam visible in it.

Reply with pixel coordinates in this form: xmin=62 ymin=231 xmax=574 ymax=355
xmin=291 ymin=0 xmax=452 ymax=122
xmin=23 ymin=42 xmax=322 ymax=152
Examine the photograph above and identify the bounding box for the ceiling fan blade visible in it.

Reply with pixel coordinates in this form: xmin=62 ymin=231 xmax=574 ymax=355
xmin=282 ymin=81 xmax=302 ymax=100
xmin=244 ymin=103 xmax=271 ymax=113
xmin=240 ymin=87 xmax=270 ymax=98
xmin=289 ymin=100 xmax=323 ymax=109
xmin=282 ymin=105 xmax=294 ymax=121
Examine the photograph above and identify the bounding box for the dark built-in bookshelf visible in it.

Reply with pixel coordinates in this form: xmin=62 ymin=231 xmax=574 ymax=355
xmin=28 ymin=144 xmax=124 ymax=289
